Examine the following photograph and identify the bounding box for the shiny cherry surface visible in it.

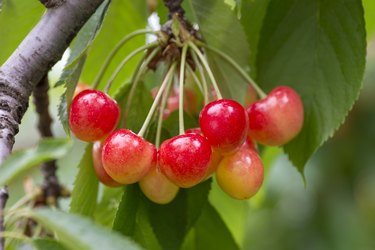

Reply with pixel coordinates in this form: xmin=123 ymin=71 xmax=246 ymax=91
xmin=139 ymin=164 xmax=179 ymax=204
xmin=216 ymin=142 xmax=264 ymax=200
xmin=69 ymin=89 xmax=120 ymax=142
xmin=92 ymin=141 xmax=121 ymax=187
xmin=199 ymin=99 xmax=248 ymax=154
xmin=102 ymin=129 xmax=156 ymax=184
xmin=247 ymin=86 xmax=304 ymax=146
xmin=159 ymin=133 xmax=212 ymax=188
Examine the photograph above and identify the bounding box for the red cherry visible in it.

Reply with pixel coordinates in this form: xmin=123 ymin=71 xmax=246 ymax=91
xmin=102 ymin=129 xmax=156 ymax=184
xmin=247 ymin=86 xmax=304 ymax=146
xmin=185 ymin=127 xmax=202 ymax=135
xmin=139 ymin=163 xmax=179 ymax=204
xmin=159 ymin=133 xmax=212 ymax=188
xmin=203 ymin=149 xmax=222 ymax=179
xmin=199 ymin=99 xmax=249 ymax=154
xmin=69 ymin=89 xmax=120 ymax=142
xmin=92 ymin=141 xmax=121 ymax=187
xmin=216 ymin=142 xmax=264 ymax=200
xmin=244 ymin=85 xmax=258 ymax=107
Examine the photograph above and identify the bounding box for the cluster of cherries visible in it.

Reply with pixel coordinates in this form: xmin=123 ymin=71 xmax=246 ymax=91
xmin=69 ymin=83 xmax=304 ymax=204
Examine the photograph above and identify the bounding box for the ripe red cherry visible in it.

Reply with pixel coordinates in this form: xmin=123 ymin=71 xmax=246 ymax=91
xmin=199 ymin=99 xmax=248 ymax=154
xmin=247 ymin=86 xmax=304 ymax=146
xmin=139 ymin=164 xmax=179 ymax=204
xmin=92 ymin=141 xmax=121 ymax=187
xmin=69 ymin=89 xmax=120 ymax=142
xmin=102 ymin=129 xmax=156 ymax=184
xmin=159 ymin=133 xmax=212 ymax=188
xmin=216 ymin=142 xmax=264 ymax=200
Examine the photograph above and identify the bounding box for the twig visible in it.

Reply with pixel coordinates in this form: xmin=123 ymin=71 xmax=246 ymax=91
xmin=33 ymin=75 xmax=66 ymax=206
xmin=0 ymin=187 xmax=9 ymax=250
xmin=163 ymin=0 xmax=184 ymax=19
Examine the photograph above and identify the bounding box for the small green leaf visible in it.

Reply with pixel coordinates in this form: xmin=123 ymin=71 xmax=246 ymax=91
xmin=191 ymin=203 xmax=240 ymax=250
xmin=112 ymin=185 xmax=162 ymax=250
xmin=32 ymin=238 xmax=68 ymax=250
xmin=187 ymin=0 xmax=251 ymax=103
xmin=94 ymin=186 xmax=124 ymax=228
xmin=256 ymin=0 xmax=366 ymax=173
xmin=69 ymin=144 xmax=99 ymax=217
xmin=363 ymin=0 xmax=375 ymax=38
xmin=30 ymin=209 xmax=142 ymax=250
xmin=0 ymin=138 xmax=72 ymax=186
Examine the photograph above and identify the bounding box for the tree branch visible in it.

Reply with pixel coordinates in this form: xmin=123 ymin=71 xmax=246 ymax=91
xmin=0 ymin=0 xmax=104 ymax=165
xmin=0 ymin=187 xmax=9 ymax=250
xmin=33 ymin=75 xmax=64 ymax=206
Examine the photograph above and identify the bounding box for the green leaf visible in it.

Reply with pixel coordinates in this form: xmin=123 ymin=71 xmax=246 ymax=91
xmin=30 ymin=208 xmax=142 ymax=250
xmin=113 ymin=180 xmax=212 ymax=250
xmin=241 ymin=0 xmax=270 ymax=76
xmin=94 ymin=186 xmax=124 ymax=227
xmin=363 ymin=0 xmax=375 ymax=38
xmin=113 ymin=81 xmax=154 ymax=132
xmin=0 ymin=138 xmax=72 ymax=186
xmin=163 ymin=111 xmax=198 ymax=137
xmin=256 ymin=0 xmax=366 ymax=172
xmin=69 ymin=144 xmax=99 ymax=217
xmin=0 ymin=0 xmax=43 ymax=64
xmin=147 ymin=179 xmax=211 ymax=250
xmin=209 ymin=178 xmax=249 ymax=246
xmin=32 ymin=238 xmax=68 ymax=250
xmin=81 ymin=1 xmax=147 ymax=91
xmin=188 ymin=203 xmax=240 ymax=250
xmin=57 ymin=0 xmax=110 ymax=132
xmin=112 ymin=185 xmax=162 ymax=250
xmin=186 ymin=0 xmax=251 ymax=104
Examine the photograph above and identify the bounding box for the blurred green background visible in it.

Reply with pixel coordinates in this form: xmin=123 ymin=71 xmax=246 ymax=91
xmin=2 ymin=2 xmax=375 ymax=250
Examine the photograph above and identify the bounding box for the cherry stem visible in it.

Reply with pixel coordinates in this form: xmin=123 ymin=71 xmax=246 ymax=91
xmin=124 ymin=47 xmax=161 ymax=122
xmin=186 ymin=65 xmax=204 ymax=95
xmin=155 ymin=67 xmax=175 ymax=148
xmin=103 ymin=42 xmax=158 ymax=93
xmin=188 ymin=42 xmax=223 ymax=99
xmin=138 ymin=63 xmax=177 ymax=138
xmin=92 ymin=29 xmax=154 ymax=89
xmin=178 ymin=45 xmax=188 ymax=135
xmin=200 ymin=44 xmax=267 ymax=99
xmin=190 ymin=51 xmax=209 ymax=104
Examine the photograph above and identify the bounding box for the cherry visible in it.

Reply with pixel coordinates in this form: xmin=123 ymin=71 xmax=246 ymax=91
xmin=247 ymin=86 xmax=304 ymax=146
xmin=185 ymin=127 xmax=202 ymax=135
xmin=102 ymin=129 xmax=157 ymax=184
xmin=216 ymin=142 xmax=264 ymax=200
xmin=92 ymin=141 xmax=121 ymax=187
xmin=203 ymin=149 xmax=222 ymax=179
xmin=159 ymin=133 xmax=212 ymax=188
xmin=199 ymin=99 xmax=248 ymax=154
xmin=73 ymin=82 xmax=91 ymax=98
xmin=139 ymin=163 xmax=179 ymax=204
xmin=69 ymin=89 xmax=120 ymax=142
xmin=244 ymin=85 xmax=257 ymax=107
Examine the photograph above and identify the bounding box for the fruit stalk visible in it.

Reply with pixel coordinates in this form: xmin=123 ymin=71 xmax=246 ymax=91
xmin=178 ymin=45 xmax=188 ymax=135
xmin=138 ymin=63 xmax=177 ymax=137
xmin=93 ymin=29 xmax=154 ymax=88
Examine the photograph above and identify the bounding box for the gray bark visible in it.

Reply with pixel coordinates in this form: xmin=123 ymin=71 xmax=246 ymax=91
xmin=0 ymin=0 xmax=104 ymax=164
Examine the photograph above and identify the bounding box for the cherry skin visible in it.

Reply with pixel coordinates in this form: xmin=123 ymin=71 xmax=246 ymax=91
xmin=139 ymin=163 xmax=179 ymax=204
xmin=159 ymin=133 xmax=212 ymax=188
xmin=102 ymin=129 xmax=157 ymax=184
xmin=92 ymin=141 xmax=122 ymax=187
xmin=199 ymin=99 xmax=249 ymax=154
xmin=247 ymin=86 xmax=304 ymax=146
xmin=69 ymin=89 xmax=120 ymax=142
xmin=216 ymin=142 xmax=264 ymax=200
xmin=244 ymin=85 xmax=258 ymax=107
